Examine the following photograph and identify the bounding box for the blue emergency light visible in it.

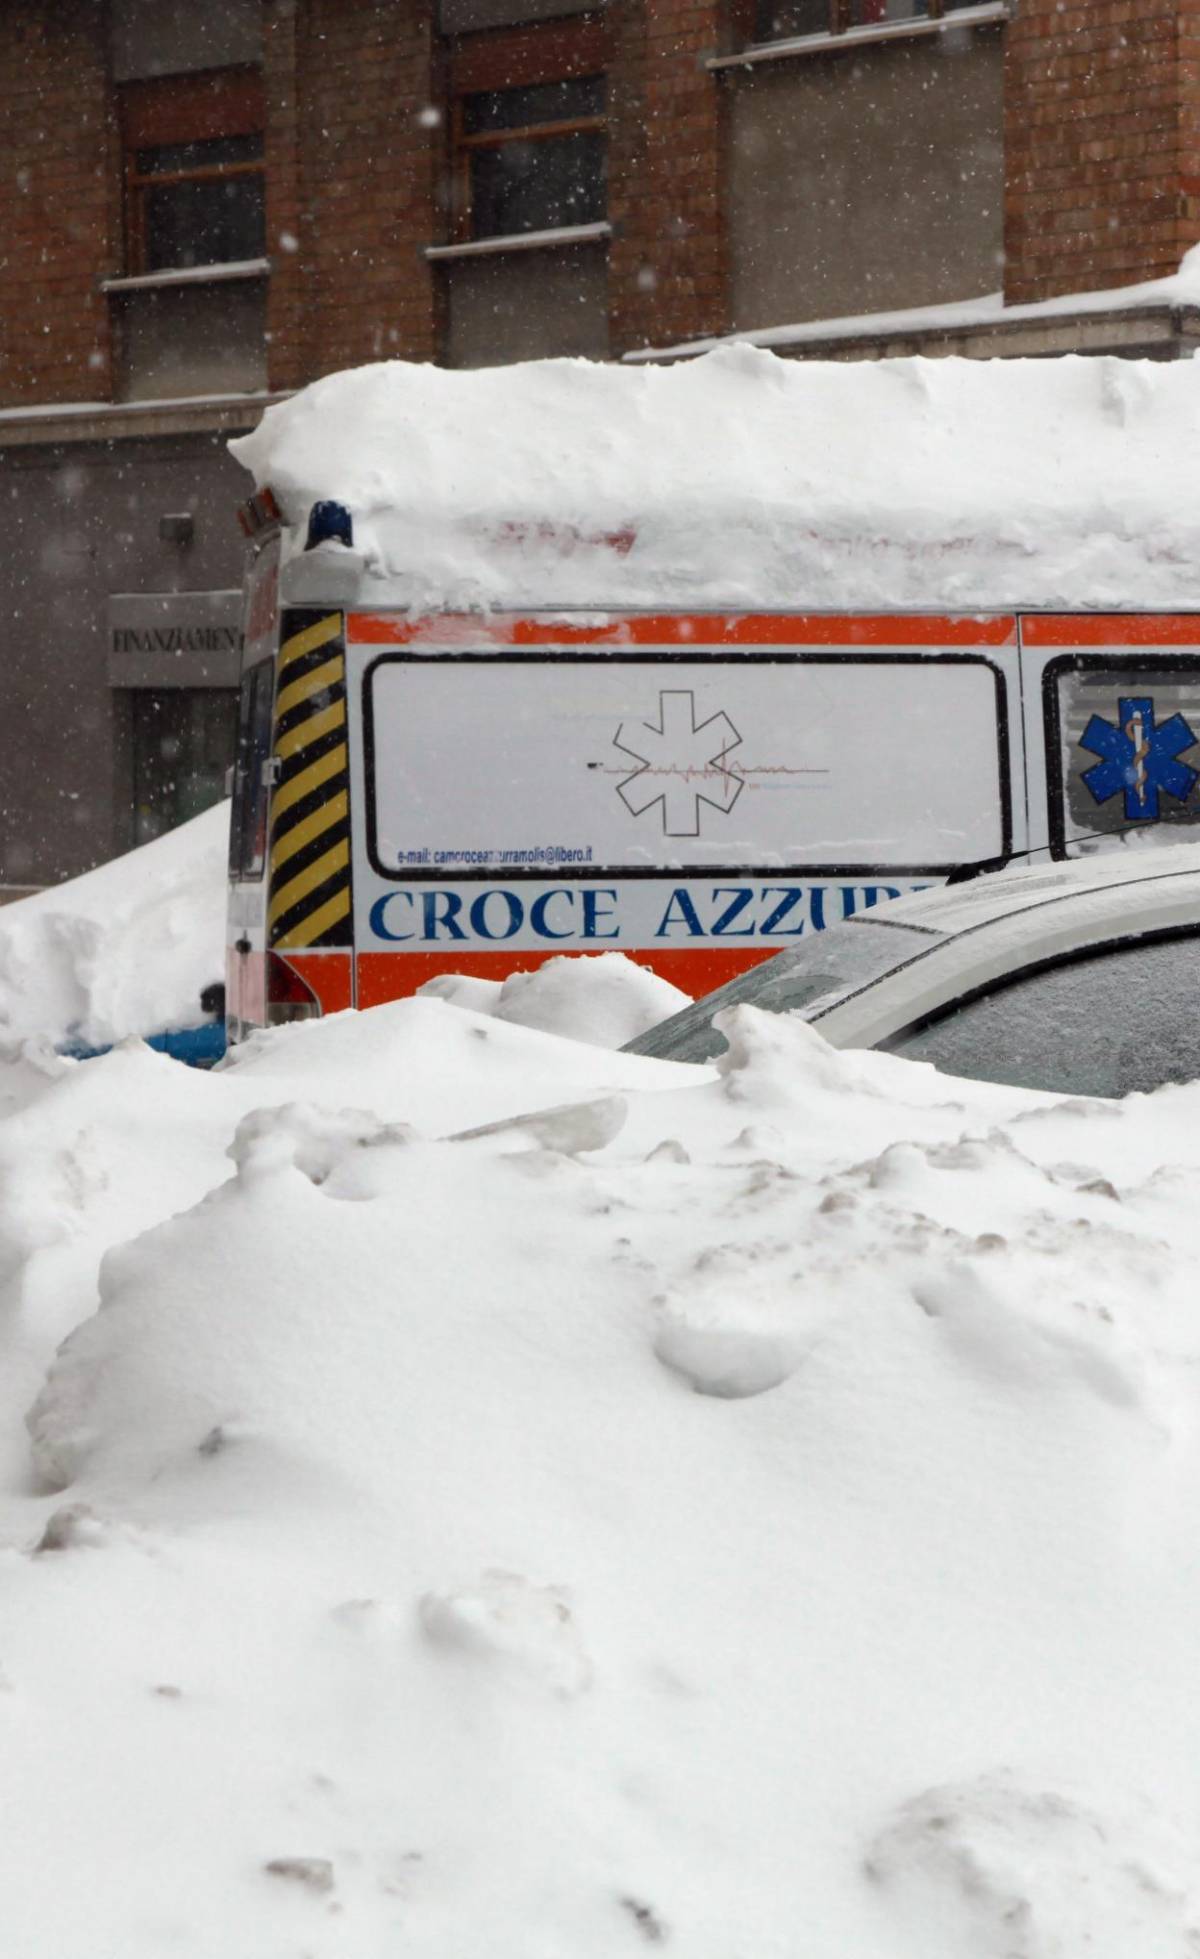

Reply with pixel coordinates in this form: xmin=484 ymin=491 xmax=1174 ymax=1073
xmin=305 ymin=500 xmax=354 ymax=550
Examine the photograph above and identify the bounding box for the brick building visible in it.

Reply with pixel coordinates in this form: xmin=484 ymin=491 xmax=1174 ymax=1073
xmin=2 ymin=0 xmax=1199 ymax=884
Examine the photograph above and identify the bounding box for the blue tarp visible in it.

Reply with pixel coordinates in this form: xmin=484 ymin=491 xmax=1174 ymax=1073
xmin=57 ymin=1022 xmax=227 ymax=1069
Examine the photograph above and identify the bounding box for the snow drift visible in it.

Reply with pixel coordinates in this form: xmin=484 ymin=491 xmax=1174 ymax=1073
xmin=231 ymin=344 xmax=1200 ymax=612
xmin=419 ymin=950 xmax=691 ymax=1048
xmin=5 ymin=985 xmax=1200 ymax=1954
xmin=0 ymin=802 xmax=227 ymax=1048
xmin=0 ymin=817 xmax=688 ymax=1054
xmin=6 ymin=342 xmax=1200 ymax=1956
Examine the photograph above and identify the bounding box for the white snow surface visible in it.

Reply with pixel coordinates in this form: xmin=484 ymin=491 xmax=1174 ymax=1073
xmin=420 ymin=951 xmax=692 ymax=1048
xmin=0 ymin=809 xmax=686 ymax=1055
xmin=7 ymin=974 xmax=1200 ymax=1953
xmin=624 ymin=241 xmax=1200 ymax=361
xmin=232 ymin=341 xmax=1200 ymax=611
xmin=0 ymin=803 xmax=228 ymax=1047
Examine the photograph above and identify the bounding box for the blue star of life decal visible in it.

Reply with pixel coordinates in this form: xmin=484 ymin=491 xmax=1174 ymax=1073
xmin=1079 ymin=696 xmax=1199 ymax=822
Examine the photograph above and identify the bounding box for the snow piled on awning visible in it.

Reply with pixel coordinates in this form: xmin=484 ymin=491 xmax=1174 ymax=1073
xmin=623 ymin=241 xmax=1200 ymax=363
xmin=231 ymin=345 xmax=1200 ymax=613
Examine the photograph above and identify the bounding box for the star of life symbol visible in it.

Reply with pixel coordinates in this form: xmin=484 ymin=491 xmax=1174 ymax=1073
xmin=613 ymin=690 xmax=745 ymax=837
xmin=1079 ymin=696 xmax=1199 ymax=822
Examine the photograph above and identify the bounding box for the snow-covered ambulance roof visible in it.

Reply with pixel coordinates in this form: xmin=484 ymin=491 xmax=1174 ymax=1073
xmin=230 ymin=345 xmax=1200 ymax=615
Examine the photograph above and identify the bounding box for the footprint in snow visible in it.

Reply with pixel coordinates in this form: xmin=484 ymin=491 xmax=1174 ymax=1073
xmin=913 ymin=1261 xmax=1154 ymax=1413
xmin=864 ymin=1771 xmax=1200 ymax=1958
xmin=653 ymin=1315 xmax=797 ymax=1400
xmin=418 ymin=1568 xmax=592 ymax=1698
xmin=651 ymin=1242 xmax=825 ymax=1400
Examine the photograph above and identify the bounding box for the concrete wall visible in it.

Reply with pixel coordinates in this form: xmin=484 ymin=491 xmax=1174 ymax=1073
xmin=443 ymin=245 xmax=610 ymax=367
xmin=0 ymin=435 xmax=251 ymax=884
xmin=109 ymin=0 xmax=261 ymax=82
xmin=440 ymin=0 xmax=594 ymax=35
xmin=727 ymin=26 xmax=1004 ymax=331
xmin=116 ymin=280 xmax=269 ymax=401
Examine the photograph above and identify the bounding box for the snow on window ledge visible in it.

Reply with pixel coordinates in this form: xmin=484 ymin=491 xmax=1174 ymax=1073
xmin=707 ymin=2 xmax=1009 ymax=72
xmin=100 ymin=258 xmax=271 ymax=295
xmin=425 ymin=222 xmax=612 ymax=263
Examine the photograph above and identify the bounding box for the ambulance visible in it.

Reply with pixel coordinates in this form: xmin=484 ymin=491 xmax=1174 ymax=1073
xmin=225 ymin=489 xmax=1200 ymax=1039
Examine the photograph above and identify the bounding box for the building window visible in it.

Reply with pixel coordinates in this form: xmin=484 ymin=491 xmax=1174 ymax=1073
xmin=456 ymin=75 xmax=606 ymax=239
xmin=754 ymin=0 xmax=980 ymax=39
xmin=112 ymin=66 xmax=267 ymax=398
xmin=132 ymin=690 xmax=238 ymax=846
xmin=121 ymin=67 xmax=265 ymax=274
xmin=109 ymin=0 xmax=261 ymax=84
xmin=129 ymin=134 xmax=265 ymax=273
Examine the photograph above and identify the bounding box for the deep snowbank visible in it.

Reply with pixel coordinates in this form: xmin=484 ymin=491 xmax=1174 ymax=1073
xmin=0 ymin=815 xmax=687 ymax=1053
xmin=232 ymin=344 xmax=1200 ymax=611
xmin=0 ymin=802 xmax=227 ymax=1047
xmin=4 ymin=992 xmax=1200 ymax=1954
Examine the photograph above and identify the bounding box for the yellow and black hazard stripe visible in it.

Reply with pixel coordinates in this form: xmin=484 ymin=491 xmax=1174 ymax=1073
xmin=267 ymin=609 xmax=353 ymax=950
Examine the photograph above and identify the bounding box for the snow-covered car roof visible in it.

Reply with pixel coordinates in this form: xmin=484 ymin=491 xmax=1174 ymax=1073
xmin=629 ymin=842 xmax=1200 ymax=1062
xmin=820 ymin=847 xmax=1200 ymax=1050
xmin=880 ymin=841 xmax=1200 ymax=934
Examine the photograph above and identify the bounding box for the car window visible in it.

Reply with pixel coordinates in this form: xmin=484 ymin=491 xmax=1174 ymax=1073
xmin=883 ymin=930 xmax=1200 ymax=1097
xmin=625 ymin=915 xmax=938 ymax=1063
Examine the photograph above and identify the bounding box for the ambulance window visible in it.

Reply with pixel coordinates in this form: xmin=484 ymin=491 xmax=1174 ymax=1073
xmin=1050 ymin=659 xmax=1200 ymax=855
xmin=884 ymin=930 xmax=1200 ymax=1096
xmin=229 ymin=659 xmax=274 ymax=880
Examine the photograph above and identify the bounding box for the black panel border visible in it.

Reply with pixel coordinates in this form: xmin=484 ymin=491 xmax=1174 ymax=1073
xmin=361 ymin=649 xmax=1012 ymax=883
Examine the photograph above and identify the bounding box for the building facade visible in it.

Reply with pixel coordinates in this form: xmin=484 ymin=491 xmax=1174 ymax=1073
xmin=1 ymin=0 xmax=1198 ymax=883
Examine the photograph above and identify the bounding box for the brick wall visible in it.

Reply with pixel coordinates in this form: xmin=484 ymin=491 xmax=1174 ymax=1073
xmin=0 ymin=1 xmax=116 ymax=406
xmin=263 ymin=0 xmax=306 ymax=393
xmin=1005 ymin=0 xmax=1198 ymax=305
xmin=266 ymin=0 xmax=442 ymax=387
xmin=1180 ymin=0 xmax=1200 ymax=263
xmin=17 ymin=1 xmax=1178 ymax=401
xmin=608 ymin=0 xmax=728 ymax=355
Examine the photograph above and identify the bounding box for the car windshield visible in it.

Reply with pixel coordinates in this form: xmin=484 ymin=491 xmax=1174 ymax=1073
xmin=624 ymin=916 xmax=939 ymax=1063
